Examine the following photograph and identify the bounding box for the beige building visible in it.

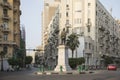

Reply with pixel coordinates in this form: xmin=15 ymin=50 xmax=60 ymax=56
xmin=41 ymin=0 xmax=120 ymax=68
xmin=0 ymin=0 xmax=21 ymax=58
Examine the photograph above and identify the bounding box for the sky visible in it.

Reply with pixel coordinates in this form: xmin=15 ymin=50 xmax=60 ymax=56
xmin=20 ymin=0 xmax=120 ymax=49
xmin=20 ymin=0 xmax=44 ymax=49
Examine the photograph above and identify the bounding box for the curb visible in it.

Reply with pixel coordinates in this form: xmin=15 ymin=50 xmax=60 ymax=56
xmin=35 ymin=71 xmax=94 ymax=75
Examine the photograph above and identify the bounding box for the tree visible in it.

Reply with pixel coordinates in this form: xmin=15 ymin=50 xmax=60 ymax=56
xmin=101 ymin=55 xmax=114 ymax=66
xmin=0 ymin=51 xmax=6 ymax=71
xmin=8 ymin=57 xmax=18 ymax=67
xmin=66 ymin=33 xmax=80 ymax=58
xmin=25 ymin=56 xmax=33 ymax=65
xmin=69 ymin=57 xmax=85 ymax=69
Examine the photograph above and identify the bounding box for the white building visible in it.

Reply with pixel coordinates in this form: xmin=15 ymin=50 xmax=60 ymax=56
xmin=41 ymin=0 xmax=120 ymax=67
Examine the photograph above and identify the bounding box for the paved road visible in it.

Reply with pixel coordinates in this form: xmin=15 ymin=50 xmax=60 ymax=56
xmin=0 ymin=68 xmax=120 ymax=80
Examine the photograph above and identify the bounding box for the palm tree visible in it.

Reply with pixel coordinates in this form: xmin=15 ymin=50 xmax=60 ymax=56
xmin=66 ymin=33 xmax=80 ymax=58
xmin=0 ymin=51 xmax=6 ymax=71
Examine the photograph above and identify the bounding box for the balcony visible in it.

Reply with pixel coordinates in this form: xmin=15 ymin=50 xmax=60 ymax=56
xmin=2 ymin=15 xmax=11 ymax=20
xmin=104 ymin=30 xmax=110 ymax=34
xmin=2 ymin=28 xmax=10 ymax=33
xmin=1 ymin=2 xmax=12 ymax=10
xmin=105 ymin=45 xmax=110 ymax=49
xmin=65 ymin=23 xmax=71 ymax=28
xmin=115 ymin=37 xmax=119 ymax=41
xmin=14 ymin=20 xmax=18 ymax=24
xmin=99 ymin=35 xmax=104 ymax=39
xmin=0 ymin=41 xmax=16 ymax=45
xmin=84 ymin=49 xmax=93 ymax=55
xmin=13 ymin=7 xmax=17 ymax=12
xmin=105 ymin=36 xmax=109 ymax=41
xmin=19 ymin=10 xmax=22 ymax=15
xmin=110 ymin=34 xmax=114 ymax=37
xmin=99 ymin=26 xmax=105 ymax=31
xmin=99 ymin=43 xmax=104 ymax=47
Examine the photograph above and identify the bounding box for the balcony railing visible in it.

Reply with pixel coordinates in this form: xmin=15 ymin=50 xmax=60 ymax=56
xmin=105 ymin=36 xmax=109 ymax=41
xmin=0 ymin=41 xmax=16 ymax=45
xmin=84 ymin=49 xmax=93 ymax=54
xmin=104 ymin=30 xmax=110 ymax=34
xmin=13 ymin=7 xmax=17 ymax=12
xmin=1 ymin=2 xmax=12 ymax=10
xmin=2 ymin=15 xmax=11 ymax=20
xmin=99 ymin=35 xmax=104 ymax=39
xmin=99 ymin=26 xmax=105 ymax=31
xmin=105 ymin=45 xmax=110 ymax=49
xmin=14 ymin=20 xmax=18 ymax=24
xmin=99 ymin=43 xmax=104 ymax=47
xmin=2 ymin=28 xmax=10 ymax=33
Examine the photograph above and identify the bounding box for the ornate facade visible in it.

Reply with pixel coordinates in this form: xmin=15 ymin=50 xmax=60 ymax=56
xmin=0 ymin=0 xmax=21 ymax=58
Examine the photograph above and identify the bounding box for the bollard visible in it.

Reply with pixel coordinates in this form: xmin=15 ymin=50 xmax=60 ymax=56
xmin=60 ymin=66 xmax=63 ymax=72
xmin=78 ymin=65 xmax=81 ymax=73
xmin=41 ymin=65 xmax=44 ymax=72
xmin=85 ymin=66 xmax=88 ymax=71
xmin=48 ymin=66 xmax=51 ymax=71
xmin=81 ymin=65 xmax=83 ymax=72
xmin=39 ymin=65 xmax=41 ymax=72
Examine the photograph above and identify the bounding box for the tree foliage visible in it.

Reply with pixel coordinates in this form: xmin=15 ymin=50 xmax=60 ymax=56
xmin=66 ymin=33 xmax=80 ymax=58
xmin=69 ymin=57 xmax=85 ymax=69
xmin=0 ymin=51 xmax=6 ymax=58
xmin=101 ymin=55 xmax=114 ymax=66
xmin=25 ymin=56 xmax=33 ymax=64
xmin=8 ymin=58 xmax=23 ymax=67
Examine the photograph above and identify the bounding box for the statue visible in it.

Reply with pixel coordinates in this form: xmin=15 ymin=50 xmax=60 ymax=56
xmin=60 ymin=28 xmax=66 ymax=45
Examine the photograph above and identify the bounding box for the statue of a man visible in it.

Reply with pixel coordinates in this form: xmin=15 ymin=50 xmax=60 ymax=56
xmin=60 ymin=28 xmax=66 ymax=44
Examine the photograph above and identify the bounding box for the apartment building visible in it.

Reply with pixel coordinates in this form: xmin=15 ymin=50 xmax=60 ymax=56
xmin=0 ymin=0 xmax=21 ymax=58
xmin=41 ymin=0 xmax=120 ymax=68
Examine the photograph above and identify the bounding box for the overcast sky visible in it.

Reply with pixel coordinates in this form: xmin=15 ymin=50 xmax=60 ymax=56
xmin=20 ymin=0 xmax=120 ymax=49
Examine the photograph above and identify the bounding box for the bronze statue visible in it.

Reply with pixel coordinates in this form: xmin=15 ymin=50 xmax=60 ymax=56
xmin=60 ymin=28 xmax=66 ymax=44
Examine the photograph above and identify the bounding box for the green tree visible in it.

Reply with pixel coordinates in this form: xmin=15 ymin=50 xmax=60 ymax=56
xmin=8 ymin=57 xmax=18 ymax=67
xmin=25 ymin=56 xmax=33 ymax=65
xmin=101 ymin=55 xmax=114 ymax=66
xmin=14 ymin=38 xmax=26 ymax=68
xmin=0 ymin=51 xmax=6 ymax=71
xmin=69 ymin=57 xmax=85 ymax=69
xmin=66 ymin=33 xmax=80 ymax=58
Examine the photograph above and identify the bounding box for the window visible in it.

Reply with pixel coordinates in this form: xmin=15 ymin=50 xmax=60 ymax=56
xmin=66 ymin=12 xmax=69 ymax=17
xmin=87 ymin=18 xmax=91 ymax=32
xmin=3 ymin=22 xmax=8 ymax=29
xmin=3 ymin=9 xmax=8 ymax=17
xmin=66 ymin=20 xmax=69 ymax=24
xmin=88 ymin=3 xmax=91 ymax=6
xmin=85 ymin=42 xmax=87 ymax=49
xmin=3 ymin=34 xmax=8 ymax=41
xmin=88 ymin=27 xmax=90 ymax=32
xmin=89 ymin=43 xmax=91 ymax=49
xmin=66 ymin=4 xmax=69 ymax=7
xmin=88 ymin=18 xmax=90 ymax=23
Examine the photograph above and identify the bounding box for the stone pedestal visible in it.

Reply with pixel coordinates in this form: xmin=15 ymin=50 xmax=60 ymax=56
xmin=54 ymin=45 xmax=71 ymax=72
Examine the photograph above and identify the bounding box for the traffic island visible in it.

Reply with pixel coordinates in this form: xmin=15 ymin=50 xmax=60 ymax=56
xmin=35 ymin=70 xmax=90 ymax=75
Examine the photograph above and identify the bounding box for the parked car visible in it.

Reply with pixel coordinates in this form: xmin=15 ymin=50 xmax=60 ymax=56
xmin=107 ymin=64 xmax=117 ymax=70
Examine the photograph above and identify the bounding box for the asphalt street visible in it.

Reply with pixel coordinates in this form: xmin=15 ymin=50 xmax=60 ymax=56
xmin=0 ymin=68 xmax=120 ymax=80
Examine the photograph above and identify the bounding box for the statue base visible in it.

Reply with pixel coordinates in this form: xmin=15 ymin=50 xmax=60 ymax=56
xmin=54 ymin=45 xmax=71 ymax=72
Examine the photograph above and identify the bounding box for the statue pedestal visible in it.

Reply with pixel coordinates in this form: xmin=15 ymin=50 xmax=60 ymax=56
xmin=54 ymin=45 xmax=71 ymax=72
